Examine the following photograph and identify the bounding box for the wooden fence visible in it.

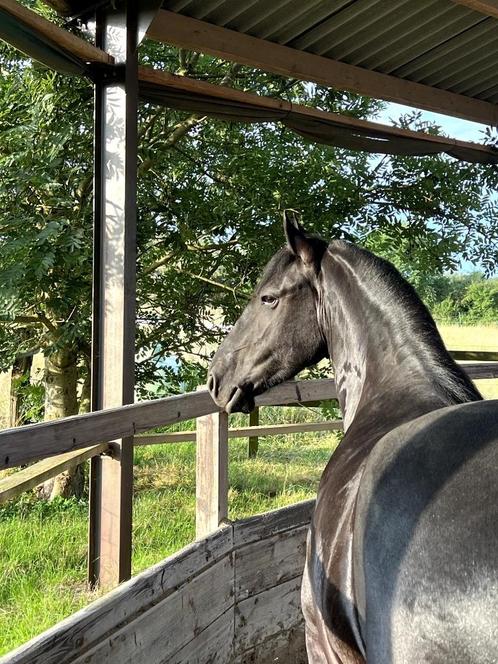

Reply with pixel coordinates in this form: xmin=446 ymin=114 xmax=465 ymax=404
xmin=0 ymin=359 xmax=497 ymax=571
xmin=0 ymin=356 xmax=497 ymax=661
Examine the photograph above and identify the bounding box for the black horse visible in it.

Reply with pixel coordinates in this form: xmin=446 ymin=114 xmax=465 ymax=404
xmin=208 ymin=213 xmax=498 ymax=664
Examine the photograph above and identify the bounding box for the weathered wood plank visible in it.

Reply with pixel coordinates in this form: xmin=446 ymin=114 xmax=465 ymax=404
xmin=195 ymin=411 xmax=229 ymax=539
xmin=146 ymin=10 xmax=498 ymax=125
xmin=134 ymin=419 xmax=343 ymax=446
xmin=234 ymin=576 xmax=304 ymax=655
xmin=463 ymin=363 xmax=498 ymax=379
xmin=168 ymin=609 xmax=234 ymax=664
xmin=2 ymin=365 xmax=492 ymax=470
xmin=0 ymin=444 xmax=108 ymax=504
xmin=233 ymin=499 xmax=315 ymax=548
xmin=0 ymin=379 xmax=337 ymax=469
xmin=0 ymin=390 xmax=215 ymax=469
xmin=1 ymin=526 xmax=233 ymax=664
xmin=234 ymin=624 xmax=307 ymax=664
xmin=235 ymin=525 xmax=308 ymax=601
xmin=255 ymin=378 xmax=337 ymax=406
xmin=0 ymin=0 xmax=112 ymax=65
xmin=72 ymin=556 xmax=234 ymax=664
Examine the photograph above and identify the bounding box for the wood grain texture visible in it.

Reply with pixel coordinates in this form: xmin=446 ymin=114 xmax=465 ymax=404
xmin=233 ymin=499 xmax=315 ymax=547
xmin=0 ymin=444 xmax=107 ymax=504
xmin=168 ymin=610 xmax=234 ymax=664
xmin=0 ymin=0 xmax=112 ymax=65
xmin=134 ymin=419 xmax=343 ymax=446
xmin=234 ymin=576 xmax=304 ymax=654
xmin=146 ymin=10 xmax=498 ymax=125
xmin=235 ymin=525 xmax=308 ymax=601
xmin=234 ymin=625 xmax=307 ymax=664
xmin=73 ymin=556 xmax=234 ymax=664
xmin=195 ymin=411 xmax=229 ymax=539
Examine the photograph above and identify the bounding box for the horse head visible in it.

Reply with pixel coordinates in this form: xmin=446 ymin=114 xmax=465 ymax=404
xmin=208 ymin=212 xmax=328 ymax=413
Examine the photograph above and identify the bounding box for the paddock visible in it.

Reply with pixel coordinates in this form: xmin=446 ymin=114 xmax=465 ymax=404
xmin=1 ymin=0 xmax=498 ymax=661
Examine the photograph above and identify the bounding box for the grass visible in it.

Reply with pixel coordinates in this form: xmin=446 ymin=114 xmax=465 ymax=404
xmin=0 ymin=407 xmax=337 ymax=655
xmin=1 ymin=323 xmax=496 ymax=654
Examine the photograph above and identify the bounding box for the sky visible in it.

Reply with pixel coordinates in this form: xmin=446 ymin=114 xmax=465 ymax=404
xmin=377 ymin=102 xmax=491 ymax=274
xmin=378 ymin=102 xmax=488 ymax=142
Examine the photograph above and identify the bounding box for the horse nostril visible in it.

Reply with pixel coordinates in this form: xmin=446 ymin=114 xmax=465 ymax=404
xmin=208 ymin=372 xmax=218 ymax=398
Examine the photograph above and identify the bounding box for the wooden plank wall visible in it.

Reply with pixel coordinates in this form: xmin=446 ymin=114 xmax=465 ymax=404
xmin=1 ymin=500 xmax=314 ymax=664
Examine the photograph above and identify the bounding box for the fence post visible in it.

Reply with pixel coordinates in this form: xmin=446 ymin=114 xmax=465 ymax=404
xmin=196 ymin=408 xmax=229 ymax=539
xmin=248 ymin=407 xmax=259 ymax=458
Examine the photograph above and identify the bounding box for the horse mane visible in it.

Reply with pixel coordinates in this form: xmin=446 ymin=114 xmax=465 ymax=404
xmin=329 ymin=240 xmax=482 ymax=405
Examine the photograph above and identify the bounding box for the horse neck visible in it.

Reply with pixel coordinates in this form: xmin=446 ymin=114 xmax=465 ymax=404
xmin=318 ymin=241 xmax=480 ymax=431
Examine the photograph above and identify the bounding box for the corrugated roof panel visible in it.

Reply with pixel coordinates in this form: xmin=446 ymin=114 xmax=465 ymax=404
xmin=160 ymin=0 xmax=498 ymax=106
xmin=265 ymin=0 xmax=348 ymax=44
xmin=290 ymin=0 xmax=386 ymax=52
xmin=457 ymin=65 xmax=498 ymax=97
xmin=225 ymin=0 xmax=300 ymax=34
xmin=393 ymin=19 xmax=496 ymax=79
xmin=316 ymin=0 xmax=421 ymax=58
xmin=363 ymin=12 xmax=484 ymax=73
xmin=344 ymin=6 xmax=482 ymax=71
xmin=433 ymin=50 xmax=498 ymax=90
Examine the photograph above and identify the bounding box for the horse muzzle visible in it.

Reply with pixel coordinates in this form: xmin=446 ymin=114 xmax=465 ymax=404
xmin=207 ymin=370 xmax=255 ymax=414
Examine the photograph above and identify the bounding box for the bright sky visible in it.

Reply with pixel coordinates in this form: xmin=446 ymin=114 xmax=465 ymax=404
xmin=378 ymin=102 xmax=488 ymax=142
xmin=378 ymin=103 xmax=491 ymax=274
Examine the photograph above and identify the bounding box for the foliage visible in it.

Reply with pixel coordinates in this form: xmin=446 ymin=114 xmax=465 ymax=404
xmin=1 ymin=16 xmax=498 ymax=403
xmin=428 ymin=274 xmax=498 ymax=324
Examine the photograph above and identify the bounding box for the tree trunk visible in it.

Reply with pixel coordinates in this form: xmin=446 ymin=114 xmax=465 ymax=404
xmin=40 ymin=348 xmax=84 ymax=500
xmin=9 ymin=355 xmax=32 ymax=428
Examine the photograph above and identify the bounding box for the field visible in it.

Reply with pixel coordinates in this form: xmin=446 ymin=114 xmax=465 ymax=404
xmin=438 ymin=323 xmax=498 ymax=399
xmin=0 ymin=324 xmax=497 ymax=655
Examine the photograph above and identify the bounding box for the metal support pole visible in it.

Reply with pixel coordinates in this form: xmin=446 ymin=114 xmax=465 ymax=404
xmin=88 ymin=5 xmax=138 ymax=589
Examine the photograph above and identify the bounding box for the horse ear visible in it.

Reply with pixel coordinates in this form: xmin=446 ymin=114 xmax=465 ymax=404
xmin=283 ymin=210 xmax=315 ymax=265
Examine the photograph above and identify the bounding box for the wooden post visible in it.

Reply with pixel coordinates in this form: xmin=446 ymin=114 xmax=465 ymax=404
xmin=88 ymin=5 xmax=138 ymax=589
xmin=196 ymin=410 xmax=229 ymax=539
xmin=248 ymin=407 xmax=259 ymax=458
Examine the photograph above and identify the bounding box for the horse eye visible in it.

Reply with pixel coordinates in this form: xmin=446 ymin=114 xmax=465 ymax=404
xmin=261 ymin=295 xmax=278 ymax=307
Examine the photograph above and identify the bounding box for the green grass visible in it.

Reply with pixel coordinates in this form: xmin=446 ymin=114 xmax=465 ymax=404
xmin=0 ymin=407 xmax=337 ymax=655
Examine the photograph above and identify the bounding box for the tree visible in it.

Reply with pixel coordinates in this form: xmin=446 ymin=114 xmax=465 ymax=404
xmin=1 ymin=14 xmax=498 ymax=500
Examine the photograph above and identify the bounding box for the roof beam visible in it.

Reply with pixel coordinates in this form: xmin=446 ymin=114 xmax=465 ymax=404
xmin=147 ymin=10 xmax=498 ymax=126
xmin=0 ymin=0 xmax=112 ymax=65
xmin=138 ymin=66 xmax=498 ymax=163
xmin=450 ymin=0 xmax=498 ymax=19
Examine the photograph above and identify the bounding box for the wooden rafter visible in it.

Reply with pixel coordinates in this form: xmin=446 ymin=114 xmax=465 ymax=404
xmin=146 ymin=10 xmax=498 ymax=126
xmin=138 ymin=67 xmax=498 ymax=163
xmin=0 ymin=0 xmax=112 ymax=65
xmin=450 ymin=0 xmax=498 ymax=19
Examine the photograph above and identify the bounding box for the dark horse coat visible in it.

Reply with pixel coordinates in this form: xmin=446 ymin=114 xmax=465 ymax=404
xmin=208 ymin=214 xmax=498 ymax=663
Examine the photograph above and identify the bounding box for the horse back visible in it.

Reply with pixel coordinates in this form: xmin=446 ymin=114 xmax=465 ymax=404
xmin=354 ymin=399 xmax=498 ymax=664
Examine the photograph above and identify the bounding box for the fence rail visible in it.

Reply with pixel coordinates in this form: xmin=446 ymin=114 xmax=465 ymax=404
xmin=0 ymin=358 xmax=497 ymax=591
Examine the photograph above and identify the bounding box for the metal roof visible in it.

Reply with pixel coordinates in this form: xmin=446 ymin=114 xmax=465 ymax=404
xmin=161 ymin=0 xmax=498 ymax=104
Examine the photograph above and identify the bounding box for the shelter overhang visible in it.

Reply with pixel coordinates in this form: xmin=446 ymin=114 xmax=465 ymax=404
xmin=1 ymin=0 xmax=497 ymax=162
